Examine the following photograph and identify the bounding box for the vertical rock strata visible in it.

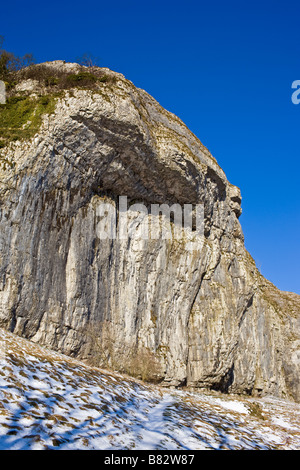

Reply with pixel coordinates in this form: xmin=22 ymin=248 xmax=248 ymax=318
xmin=0 ymin=63 xmax=299 ymax=401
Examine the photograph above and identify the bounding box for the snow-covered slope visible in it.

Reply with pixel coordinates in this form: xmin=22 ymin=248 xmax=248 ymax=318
xmin=0 ymin=328 xmax=299 ymax=450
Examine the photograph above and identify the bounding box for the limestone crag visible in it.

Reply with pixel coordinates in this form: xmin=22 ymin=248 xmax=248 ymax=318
xmin=0 ymin=62 xmax=299 ymax=401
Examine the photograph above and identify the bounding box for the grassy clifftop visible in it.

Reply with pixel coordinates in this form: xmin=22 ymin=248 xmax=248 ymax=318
xmin=0 ymin=62 xmax=116 ymax=152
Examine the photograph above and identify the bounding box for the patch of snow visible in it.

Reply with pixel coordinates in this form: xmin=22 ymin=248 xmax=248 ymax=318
xmin=214 ymin=398 xmax=249 ymax=414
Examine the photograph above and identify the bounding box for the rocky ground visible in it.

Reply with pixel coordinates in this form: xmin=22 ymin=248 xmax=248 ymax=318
xmin=0 ymin=328 xmax=299 ymax=450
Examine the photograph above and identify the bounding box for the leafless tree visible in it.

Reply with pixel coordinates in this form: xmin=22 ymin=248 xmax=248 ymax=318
xmin=83 ymin=320 xmax=162 ymax=383
xmin=76 ymin=53 xmax=99 ymax=67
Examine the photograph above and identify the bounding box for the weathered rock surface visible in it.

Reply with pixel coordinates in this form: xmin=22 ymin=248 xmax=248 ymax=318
xmin=0 ymin=62 xmax=299 ymax=401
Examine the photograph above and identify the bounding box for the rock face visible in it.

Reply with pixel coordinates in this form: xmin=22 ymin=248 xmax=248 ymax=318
xmin=0 ymin=62 xmax=299 ymax=401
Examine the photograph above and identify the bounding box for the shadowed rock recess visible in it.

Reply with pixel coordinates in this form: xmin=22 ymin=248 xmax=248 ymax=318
xmin=0 ymin=62 xmax=299 ymax=401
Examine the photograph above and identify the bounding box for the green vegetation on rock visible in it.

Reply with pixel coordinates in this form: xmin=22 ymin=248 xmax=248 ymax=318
xmin=0 ymin=37 xmax=115 ymax=152
xmin=0 ymin=94 xmax=58 ymax=148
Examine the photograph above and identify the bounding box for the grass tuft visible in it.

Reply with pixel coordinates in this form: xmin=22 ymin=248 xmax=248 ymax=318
xmin=0 ymin=93 xmax=59 ymax=149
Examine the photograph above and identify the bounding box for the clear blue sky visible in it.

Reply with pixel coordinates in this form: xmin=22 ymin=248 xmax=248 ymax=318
xmin=1 ymin=0 xmax=299 ymax=293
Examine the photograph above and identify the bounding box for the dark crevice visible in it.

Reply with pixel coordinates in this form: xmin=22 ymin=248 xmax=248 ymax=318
xmin=211 ymin=363 xmax=235 ymax=394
